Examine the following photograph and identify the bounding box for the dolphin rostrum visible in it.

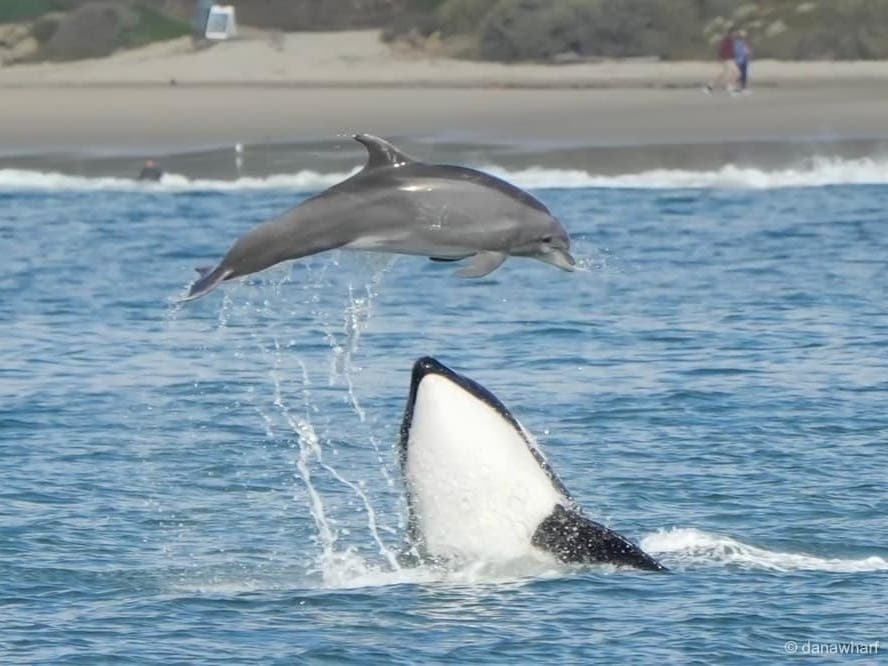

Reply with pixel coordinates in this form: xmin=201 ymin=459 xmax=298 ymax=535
xmin=399 ymin=356 xmax=667 ymax=571
xmin=183 ymin=134 xmax=575 ymax=300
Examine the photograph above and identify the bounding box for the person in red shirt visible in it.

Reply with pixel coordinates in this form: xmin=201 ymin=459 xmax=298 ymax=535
xmin=704 ymin=29 xmax=739 ymax=94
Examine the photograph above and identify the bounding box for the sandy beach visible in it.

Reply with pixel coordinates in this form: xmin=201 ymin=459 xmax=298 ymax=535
xmin=2 ymin=30 xmax=888 ymax=170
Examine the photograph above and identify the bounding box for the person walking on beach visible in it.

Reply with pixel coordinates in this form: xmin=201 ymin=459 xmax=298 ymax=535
xmin=733 ymin=30 xmax=752 ymax=92
xmin=704 ymin=29 xmax=737 ymax=94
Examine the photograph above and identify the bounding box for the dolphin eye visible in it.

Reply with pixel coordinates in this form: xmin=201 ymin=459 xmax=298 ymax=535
xmin=542 ymin=235 xmax=552 ymax=243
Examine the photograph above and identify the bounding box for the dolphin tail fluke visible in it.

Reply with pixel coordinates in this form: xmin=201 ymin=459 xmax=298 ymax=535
xmin=181 ymin=264 xmax=233 ymax=302
xmin=455 ymin=251 xmax=508 ymax=278
xmin=532 ymin=504 xmax=667 ymax=572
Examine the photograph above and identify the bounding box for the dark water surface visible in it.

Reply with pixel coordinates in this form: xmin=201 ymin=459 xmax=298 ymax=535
xmin=1 ymin=177 xmax=886 ymax=663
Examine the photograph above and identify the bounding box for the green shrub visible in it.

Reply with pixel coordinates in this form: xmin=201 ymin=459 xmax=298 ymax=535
xmin=405 ymin=0 xmax=449 ymax=11
xmin=0 ymin=0 xmax=68 ymax=23
xmin=125 ymin=4 xmax=190 ymax=46
xmin=435 ymin=0 xmax=499 ymax=36
xmin=479 ymin=0 xmax=705 ymax=62
xmin=32 ymin=14 xmax=61 ymax=42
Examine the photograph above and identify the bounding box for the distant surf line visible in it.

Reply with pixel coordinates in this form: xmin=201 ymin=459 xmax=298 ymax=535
xmin=2 ymin=155 xmax=887 ymax=191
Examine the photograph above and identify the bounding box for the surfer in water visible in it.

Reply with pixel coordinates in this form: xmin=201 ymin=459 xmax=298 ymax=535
xmin=138 ymin=160 xmax=163 ymax=181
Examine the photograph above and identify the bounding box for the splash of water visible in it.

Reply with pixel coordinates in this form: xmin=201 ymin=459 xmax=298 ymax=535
xmin=272 ymin=364 xmax=402 ymax=584
xmin=323 ymin=255 xmax=396 ymax=421
xmin=643 ymin=527 xmax=888 ymax=572
xmin=234 ymin=256 xmax=402 ymax=584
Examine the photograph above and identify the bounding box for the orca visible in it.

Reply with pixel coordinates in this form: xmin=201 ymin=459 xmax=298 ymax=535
xmin=398 ymin=357 xmax=666 ymax=572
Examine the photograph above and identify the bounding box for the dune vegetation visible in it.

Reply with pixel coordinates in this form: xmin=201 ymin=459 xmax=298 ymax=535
xmin=2 ymin=0 xmax=887 ymax=65
xmin=389 ymin=0 xmax=888 ymax=62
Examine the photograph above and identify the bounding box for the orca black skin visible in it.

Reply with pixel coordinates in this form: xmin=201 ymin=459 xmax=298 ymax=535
xmin=399 ymin=357 xmax=667 ymax=572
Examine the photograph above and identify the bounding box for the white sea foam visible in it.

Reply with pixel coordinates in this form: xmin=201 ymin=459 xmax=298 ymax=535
xmin=318 ymin=555 xmax=565 ymax=590
xmin=169 ymin=554 xmax=565 ymax=595
xmin=0 ymin=168 xmax=358 ymax=192
xmin=2 ymin=155 xmax=887 ymax=192
xmin=642 ymin=527 xmax=888 ymax=573
xmin=170 ymin=527 xmax=888 ymax=595
xmin=482 ymin=155 xmax=888 ymax=190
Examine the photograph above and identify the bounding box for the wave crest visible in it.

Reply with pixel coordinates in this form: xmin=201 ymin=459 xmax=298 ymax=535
xmin=1 ymin=155 xmax=887 ymax=192
xmin=0 ymin=168 xmax=357 ymax=192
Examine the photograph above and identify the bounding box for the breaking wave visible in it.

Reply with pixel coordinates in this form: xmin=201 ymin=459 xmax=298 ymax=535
xmin=488 ymin=155 xmax=888 ymax=190
xmin=0 ymin=168 xmax=359 ymax=192
xmin=2 ymin=155 xmax=888 ymax=192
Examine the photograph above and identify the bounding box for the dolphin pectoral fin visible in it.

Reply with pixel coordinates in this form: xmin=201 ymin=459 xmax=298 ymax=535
xmin=532 ymin=505 xmax=667 ymax=571
xmin=181 ymin=264 xmax=233 ymax=302
xmin=455 ymin=251 xmax=508 ymax=278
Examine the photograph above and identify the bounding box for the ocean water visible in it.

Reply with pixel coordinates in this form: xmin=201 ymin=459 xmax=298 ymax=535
xmin=1 ymin=156 xmax=887 ymax=663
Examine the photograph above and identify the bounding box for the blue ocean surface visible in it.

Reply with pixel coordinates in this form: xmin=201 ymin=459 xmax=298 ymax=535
xmin=1 ymin=161 xmax=887 ymax=663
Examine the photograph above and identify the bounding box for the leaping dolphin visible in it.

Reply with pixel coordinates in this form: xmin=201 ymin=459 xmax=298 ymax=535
xmin=399 ymin=357 xmax=666 ymax=572
xmin=183 ymin=134 xmax=575 ymax=301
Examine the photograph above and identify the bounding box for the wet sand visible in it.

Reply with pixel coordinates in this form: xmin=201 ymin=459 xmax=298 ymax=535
xmin=2 ymin=86 xmax=888 ymax=164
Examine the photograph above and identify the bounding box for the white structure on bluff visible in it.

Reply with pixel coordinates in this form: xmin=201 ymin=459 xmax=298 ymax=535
xmin=205 ymin=5 xmax=237 ymax=41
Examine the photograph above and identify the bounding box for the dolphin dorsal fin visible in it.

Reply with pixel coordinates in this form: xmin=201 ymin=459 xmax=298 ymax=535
xmin=353 ymin=133 xmax=414 ymax=169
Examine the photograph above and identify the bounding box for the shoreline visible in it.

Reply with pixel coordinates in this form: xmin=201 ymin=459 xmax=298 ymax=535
xmin=2 ymin=71 xmax=888 ymax=90
xmin=2 ymin=31 xmax=888 ymax=170
xmin=2 ymin=85 xmax=888 ymax=161
xmin=3 ymin=136 xmax=886 ymax=182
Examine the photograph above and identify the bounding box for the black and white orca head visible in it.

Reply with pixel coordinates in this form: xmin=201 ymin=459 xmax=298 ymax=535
xmin=398 ymin=357 xmax=666 ymax=572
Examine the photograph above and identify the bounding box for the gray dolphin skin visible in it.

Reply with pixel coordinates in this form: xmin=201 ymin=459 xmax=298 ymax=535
xmin=183 ymin=134 xmax=575 ymax=300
